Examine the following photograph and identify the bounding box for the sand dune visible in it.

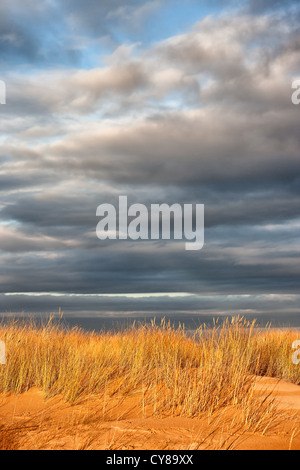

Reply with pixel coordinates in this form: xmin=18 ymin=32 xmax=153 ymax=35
xmin=1 ymin=376 xmax=299 ymax=450
xmin=254 ymin=377 xmax=300 ymax=410
xmin=1 ymin=319 xmax=299 ymax=450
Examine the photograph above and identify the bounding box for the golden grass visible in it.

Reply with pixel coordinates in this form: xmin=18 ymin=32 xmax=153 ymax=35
xmin=0 ymin=315 xmax=299 ymax=449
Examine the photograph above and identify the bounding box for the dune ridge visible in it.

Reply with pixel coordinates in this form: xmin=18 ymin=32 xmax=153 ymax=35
xmin=0 ymin=316 xmax=299 ymax=450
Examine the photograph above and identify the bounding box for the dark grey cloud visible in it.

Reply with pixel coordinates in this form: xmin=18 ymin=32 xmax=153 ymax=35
xmin=0 ymin=225 xmax=299 ymax=295
xmin=36 ymin=108 xmax=300 ymax=189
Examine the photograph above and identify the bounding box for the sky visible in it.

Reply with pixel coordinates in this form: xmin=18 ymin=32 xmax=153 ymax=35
xmin=0 ymin=0 xmax=300 ymax=322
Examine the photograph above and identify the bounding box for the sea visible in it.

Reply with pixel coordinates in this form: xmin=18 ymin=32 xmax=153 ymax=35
xmin=1 ymin=313 xmax=300 ymax=333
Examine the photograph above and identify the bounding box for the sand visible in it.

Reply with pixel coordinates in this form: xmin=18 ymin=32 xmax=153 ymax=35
xmin=0 ymin=377 xmax=299 ymax=450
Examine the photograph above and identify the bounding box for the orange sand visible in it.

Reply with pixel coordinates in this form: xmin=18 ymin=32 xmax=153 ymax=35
xmin=1 ymin=377 xmax=299 ymax=450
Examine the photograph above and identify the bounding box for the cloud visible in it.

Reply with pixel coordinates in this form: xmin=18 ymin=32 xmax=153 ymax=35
xmin=0 ymin=3 xmax=300 ymax=318
xmin=106 ymin=1 xmax=162 ymax=30
xmin=247 ymin=0 xmax=299 ymax=13
xmin=0 ymin=0 xmax=80 ymax=66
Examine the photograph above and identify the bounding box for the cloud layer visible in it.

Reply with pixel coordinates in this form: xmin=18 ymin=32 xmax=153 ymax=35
xmin=1 ymin=0 xmax=300 ymax=319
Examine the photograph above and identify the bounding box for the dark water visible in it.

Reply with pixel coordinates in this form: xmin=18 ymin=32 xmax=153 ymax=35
xmin=1 ymin=313 xmax=300 ymax=333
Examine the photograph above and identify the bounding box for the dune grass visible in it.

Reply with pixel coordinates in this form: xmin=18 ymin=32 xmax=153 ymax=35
xmin=0 ymin=315 xmax=299 ymax=448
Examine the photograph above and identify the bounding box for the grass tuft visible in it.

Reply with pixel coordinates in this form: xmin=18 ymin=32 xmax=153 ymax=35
xmin=0 ymin=315 xmax=299 ymax=439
